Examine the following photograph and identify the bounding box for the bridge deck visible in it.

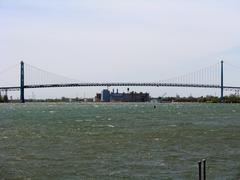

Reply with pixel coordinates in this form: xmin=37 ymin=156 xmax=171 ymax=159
xmin=0 ymin=83 xmax=240 ymax=91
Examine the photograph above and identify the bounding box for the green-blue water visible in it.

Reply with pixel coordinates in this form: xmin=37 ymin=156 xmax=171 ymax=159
xmin=0 ymin=103 xmax=240 ymax=179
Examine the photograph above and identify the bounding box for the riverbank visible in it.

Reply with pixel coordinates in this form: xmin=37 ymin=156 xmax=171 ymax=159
xmin=0 ymin=103 xmax=239 ymax=179
xmin=2 ymin=94 xmax=240 ymax=103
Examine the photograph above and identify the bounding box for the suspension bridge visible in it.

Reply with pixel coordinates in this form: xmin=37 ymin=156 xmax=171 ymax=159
xmin=0 ymin=61 xmax=240 ymax=103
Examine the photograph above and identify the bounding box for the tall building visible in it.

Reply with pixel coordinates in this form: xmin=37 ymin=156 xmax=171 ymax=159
xmin=101 ymin=89 xmax=110 ymax=102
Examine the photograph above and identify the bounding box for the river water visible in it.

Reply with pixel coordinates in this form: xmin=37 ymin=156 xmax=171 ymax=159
xmin=0 ymin=103 xmax=239 ymax=179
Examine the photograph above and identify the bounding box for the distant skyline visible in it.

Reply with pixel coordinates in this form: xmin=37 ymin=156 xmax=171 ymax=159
xmin=1 ymin=0 xmax=240 ymax=98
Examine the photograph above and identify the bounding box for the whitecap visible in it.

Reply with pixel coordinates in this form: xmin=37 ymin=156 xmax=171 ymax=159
xmin=75 ymin=120 xmax=83 ymax=122
xmin=107 ymin=125 xmax=114 ymax=128
xmin=160 ymin=163 xmax=166 ymax=167
xmin=168 ymin=124 xmax=177 ymax=127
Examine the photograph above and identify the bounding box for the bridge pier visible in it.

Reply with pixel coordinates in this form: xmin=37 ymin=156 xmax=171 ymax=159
xmin=20 ymin=61 xmax=25 ymax=103
xmin=221 ymin=60 xmax=224 ymax=103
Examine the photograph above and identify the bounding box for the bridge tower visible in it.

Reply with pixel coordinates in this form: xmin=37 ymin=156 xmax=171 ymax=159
xmin=20 ymin=61 xmax=25 ymax=103
xmin=221 ymin=60 xmax=224 ymax=103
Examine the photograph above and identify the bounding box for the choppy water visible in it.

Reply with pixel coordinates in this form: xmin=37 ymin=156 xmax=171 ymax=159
xmin=0 ymin=103 xmax=240 ymax=179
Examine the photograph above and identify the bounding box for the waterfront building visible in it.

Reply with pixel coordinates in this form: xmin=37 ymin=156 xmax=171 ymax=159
xmin=101 ymin=89 xmax=110 ymax=102
xmin=97 ymin=89 xmax=150 ymax=102
xmin=110 ymin=91 xmax=150 ymax=102
xmin=95 ymin=93 xmax=101 ymax=102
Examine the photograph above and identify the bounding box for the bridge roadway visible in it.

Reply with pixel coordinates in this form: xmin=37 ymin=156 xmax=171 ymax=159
xmin=0 ymin=83 xmax=240 ymax=91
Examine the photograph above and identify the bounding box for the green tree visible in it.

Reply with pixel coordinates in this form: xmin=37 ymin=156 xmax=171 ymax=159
xmin=0 ymin=93 xmax=3 ymax=103
xmin=3 ymin=95 xmax=8 ymax=103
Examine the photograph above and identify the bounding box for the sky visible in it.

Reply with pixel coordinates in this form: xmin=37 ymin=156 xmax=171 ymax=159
xmin=0 ymin=0 xmax=240 ymax=99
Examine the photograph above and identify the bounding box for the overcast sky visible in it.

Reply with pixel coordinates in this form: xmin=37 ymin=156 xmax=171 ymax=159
xmin=1 ymin=0 xmax=240 ymax=98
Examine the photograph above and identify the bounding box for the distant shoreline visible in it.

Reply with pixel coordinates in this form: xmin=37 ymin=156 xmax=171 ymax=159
xmin=1 ymin=94 xmax=240 ymax=104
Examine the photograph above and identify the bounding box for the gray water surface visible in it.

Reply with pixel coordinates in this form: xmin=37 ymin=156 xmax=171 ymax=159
xmin=0 ymin=103 xmax=239 ymax=179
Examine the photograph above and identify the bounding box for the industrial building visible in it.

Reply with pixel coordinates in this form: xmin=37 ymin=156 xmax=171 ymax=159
xmin=95 ymin=89 xmax=150 ymax=102
xmin=101 ymin=89 xmax=110 ymax=102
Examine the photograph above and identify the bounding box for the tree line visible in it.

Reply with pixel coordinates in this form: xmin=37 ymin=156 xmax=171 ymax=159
xmin=160 ymin=94 xmax=240 ymax=103
xmin=0 ymin=93 xmax=9 ymax=103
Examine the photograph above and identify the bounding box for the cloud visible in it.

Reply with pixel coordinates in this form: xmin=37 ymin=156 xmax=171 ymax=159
xmin=1 ymin=0 xmax=240 ymax=98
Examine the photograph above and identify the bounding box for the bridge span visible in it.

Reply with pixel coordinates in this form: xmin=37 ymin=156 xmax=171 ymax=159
xmin=0 ymin=61 xmax=239 ymax=103
xmin=1 ymin=83 xmax=240 ymax=91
